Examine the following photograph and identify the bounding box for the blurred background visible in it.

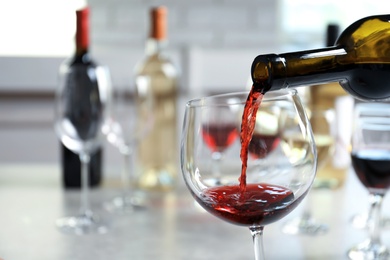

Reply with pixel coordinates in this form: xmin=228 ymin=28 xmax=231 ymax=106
xmin=0 ymin=0 xmax=388 ymax=178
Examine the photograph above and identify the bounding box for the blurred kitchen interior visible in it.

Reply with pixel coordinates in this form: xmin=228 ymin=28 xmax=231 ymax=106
xmin=0 ymin=0 xmax=388 ymax=177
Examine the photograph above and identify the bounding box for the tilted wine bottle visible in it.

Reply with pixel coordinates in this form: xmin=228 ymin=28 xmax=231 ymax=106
xmin=134 ymin=6 xmax=178 ymax=191
xmin=60 ymin=7 xmax=103 ymax=188
xmin=251 ymin=15 xmax=390 ymax=101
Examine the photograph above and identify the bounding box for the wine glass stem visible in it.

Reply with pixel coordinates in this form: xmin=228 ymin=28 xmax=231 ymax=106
xmin=301 ymin=190 xmax=314 ymax=220
xmin=212 ymin=152 xmax=222 ymax=181
xmin=121 ymin=147 xmax=133 ymax=199
xmin=79 ymin=152 xmax=91 ymax=215
xmin=250 ymin=226 xmax=265 ymax=260
xmin=367 ymin=193 xmax=384 ymax=243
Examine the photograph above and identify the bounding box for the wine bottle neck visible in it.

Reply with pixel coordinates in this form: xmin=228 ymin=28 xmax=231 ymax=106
xmin=145 ymin=38 xmax=167 ymax=56
xmin=73 ymin=7 xmax=93 ymax=64
xmin=76 ymin=7 xmax=90 ymax=52
xmin=146 ymin=6 xmax=168 ymax=56
xmin=252 ymin=46 xmax=347 ymax=92
xmin=150 ymin=6 xmax=167 ymax=40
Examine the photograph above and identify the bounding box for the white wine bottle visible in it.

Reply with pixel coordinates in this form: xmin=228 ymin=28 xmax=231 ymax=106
xmin=134 ymin=6 xmax=178 ymax=191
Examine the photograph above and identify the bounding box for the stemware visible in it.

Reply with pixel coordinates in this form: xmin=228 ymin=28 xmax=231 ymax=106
xmin=350 ymin=103 xmax=390 ymax=230
xmin=181 ymin=90 xmax=317 ymax=259
xmin=201 ymin=102 xmax=240 ymax=185
xmin=348 ymin=103 xmax=390 ymax=259
xmin=282 ymin=107 xmax=334 ymax=235
xmin=103 ymin=77 xmax=154 ymax=212
xmin=54 ymin=65 xmax=110 ymax=235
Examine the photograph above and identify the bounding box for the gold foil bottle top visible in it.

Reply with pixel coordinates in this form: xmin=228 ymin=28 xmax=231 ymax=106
xmin=150 ymin=6 xmax=167 ymax=40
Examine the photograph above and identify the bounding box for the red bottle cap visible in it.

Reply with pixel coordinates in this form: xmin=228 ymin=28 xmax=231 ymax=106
xmin=76 ymin=7 xmax=89 ymax=50
xmin=150 ymin=6 xmax=167 ymax=40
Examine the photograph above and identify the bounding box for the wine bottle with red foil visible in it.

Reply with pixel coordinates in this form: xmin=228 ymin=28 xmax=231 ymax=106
xmin=59 ymin=6 xmax=104 ymax=189
xmin=251 ymin=15 xmax=390 ymax=101
xmin=134 ymin=6 xmax=178 ymax=191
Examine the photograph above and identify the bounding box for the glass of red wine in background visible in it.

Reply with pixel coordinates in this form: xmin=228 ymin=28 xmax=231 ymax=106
xmin=347 ymin=103 xmax=390 ymax=259
xmin=181 ymin=90 xmax=317 ymax=260
xmin=201 ymin=105 xmax=239 ymax=185
xmin=248 ymin=103 xmax=281 ymax=160
xmin=350 ymin=103 xmax=390 ymax=230
xmin=282 ymin=107 xmax=334 ymax=235
xmin=102 ymin=77 xmax=154 ymax=212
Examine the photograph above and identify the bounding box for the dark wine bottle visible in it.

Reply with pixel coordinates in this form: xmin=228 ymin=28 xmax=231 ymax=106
xmin=62 ymin=145 xmax=102 ymax=187
xmin=60 ymin=7 xmax=103 ymax=188
xmin=251 ymin=15 xmax=390 ymax=101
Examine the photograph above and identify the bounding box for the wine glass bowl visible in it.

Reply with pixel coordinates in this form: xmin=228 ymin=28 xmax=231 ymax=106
xmin=248 ymin=103 xmax=282 ymax=160
xmin=200 ymin=104 xmax=240 ymax=185
xmin=181 ymin=90 xmax=317 ymax=259
xmin=201 ymin=122 xmax=238 ymax=157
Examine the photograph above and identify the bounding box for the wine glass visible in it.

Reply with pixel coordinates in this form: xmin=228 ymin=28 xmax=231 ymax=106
xmin=282 ymin=107 xmax=334 ymax=235
xmin=350 ymin=103 xmax=390 ymax=230
xmin=181 ymin=89 xmax=317 ymax=259
xmin=201 ymin=103 xmax=240 ymax=185
xmin=248 ymin=102 xmax=282 ymax=160
xmin=103 ymin=77 xmax=154 ymax=212
xmin=54 ymin=65 xmax=110 ymax=235
xmin=347 ymin=102 xmax=390 ymax=259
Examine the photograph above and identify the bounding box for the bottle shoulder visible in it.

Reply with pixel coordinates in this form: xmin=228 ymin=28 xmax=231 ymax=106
xmin=337 ymin=15 xmax=390 ymax=58
xmin=135 ymin=54 xmax=177 ymax=78
xmin=64 ymin=51 xmax=97 ymax=67
xmin=134 ymin=54 xmax=178 ymax=96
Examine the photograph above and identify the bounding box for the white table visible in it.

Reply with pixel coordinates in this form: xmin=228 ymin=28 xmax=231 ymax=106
xmin=0 ymin=164 xmax=389 ymax=260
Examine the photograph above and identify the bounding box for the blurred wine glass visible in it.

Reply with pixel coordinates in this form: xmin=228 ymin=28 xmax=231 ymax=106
xmin=248 ymin=103 xmax=281 ymax=160
xmin=282 ymin=107 xmax=334 ymax=235
xmin=54 ymin=65 xmax=110 ymax=235
xmin=348 ymin=102 xmax=390 ymax=259
xmin=350 ymin=103 xmax=390 ymax=230
xmin=201 ymin=104 xmax=239 ymax=185
xmin=103 ymin=76 xmax=153 ymax=212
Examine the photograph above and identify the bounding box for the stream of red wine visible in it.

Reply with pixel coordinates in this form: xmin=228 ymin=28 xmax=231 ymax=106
xmin=239 ymin=85 xmax=264 ymax=192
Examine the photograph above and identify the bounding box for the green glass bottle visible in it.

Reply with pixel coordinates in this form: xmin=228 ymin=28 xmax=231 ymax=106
xmin=251 ymin=15 xmax=390 ymax=101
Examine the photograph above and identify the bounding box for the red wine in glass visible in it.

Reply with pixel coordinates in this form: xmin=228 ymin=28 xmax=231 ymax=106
xmin=197 ymin=183 xmax=298 ymax=227
xmin=202 ymin=123 xmax=239 ymax=153
xmin=351 ymin=149 xmax=390 ymax=191
xmin=248 ymin=133 xmax=280 ymax=159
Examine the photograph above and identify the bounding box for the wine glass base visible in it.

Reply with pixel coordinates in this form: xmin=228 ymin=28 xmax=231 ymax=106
xmin=348 ymin=239 xmax=390 ymax=260
xmin=104 ymin=195 xmax=146 ymax=213
xmin=282 ymin=216 xmax=328 ymax=236
xmin=56 ymin=212 xmax=108 ymax=235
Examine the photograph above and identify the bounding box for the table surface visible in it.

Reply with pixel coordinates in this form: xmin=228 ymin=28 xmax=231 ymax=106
xmin=0 ymin=164 xmax=389 ymax=260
